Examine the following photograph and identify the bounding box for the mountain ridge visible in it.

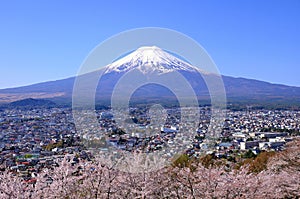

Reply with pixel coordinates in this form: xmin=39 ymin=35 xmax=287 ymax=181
xmin=1 ymin=46 xmax=300 ymax=107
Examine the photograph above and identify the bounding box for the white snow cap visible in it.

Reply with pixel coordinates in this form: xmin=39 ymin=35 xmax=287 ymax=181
xmin=104 ymin=46 xmax=203 ymax=74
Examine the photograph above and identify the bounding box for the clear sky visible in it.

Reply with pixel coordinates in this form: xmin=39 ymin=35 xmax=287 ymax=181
xmin=0 ymin=0 xmax=299 ymax=89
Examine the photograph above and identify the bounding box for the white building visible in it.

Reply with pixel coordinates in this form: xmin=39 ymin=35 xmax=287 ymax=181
xmin=240 ymin=141 xmax=260 ymax=150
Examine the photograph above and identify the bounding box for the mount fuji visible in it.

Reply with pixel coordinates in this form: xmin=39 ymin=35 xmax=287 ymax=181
xmin=1 ymin=46 xmax=300 ymax=107
xmin=104 ymin=46 xmax=202 ymax=74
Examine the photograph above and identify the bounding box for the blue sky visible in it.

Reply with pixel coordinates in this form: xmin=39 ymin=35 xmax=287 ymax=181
xmin=0 ymin=0 xmax=299 ymax=89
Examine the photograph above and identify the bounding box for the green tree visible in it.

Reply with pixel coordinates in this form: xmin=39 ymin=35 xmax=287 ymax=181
xmin=243 ymin=150 xmax=256 ymax=159
xmin=172 ymin=154 xmax=190 ymax=168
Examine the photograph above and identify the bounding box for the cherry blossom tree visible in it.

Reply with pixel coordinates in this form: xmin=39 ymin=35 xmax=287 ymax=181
xmin=0 ymin=170 xmax=27 ymax=199
xmin=1 ymin=139 xmax=300 ymax=198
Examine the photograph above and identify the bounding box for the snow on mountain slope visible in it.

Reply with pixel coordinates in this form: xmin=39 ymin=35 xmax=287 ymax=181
xmin=104 ymin=46 xmax=203 ymax=74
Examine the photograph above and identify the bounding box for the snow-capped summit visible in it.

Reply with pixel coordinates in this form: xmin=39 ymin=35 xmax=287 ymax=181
xmin=104 ymin=46 xmax=200 ymax=74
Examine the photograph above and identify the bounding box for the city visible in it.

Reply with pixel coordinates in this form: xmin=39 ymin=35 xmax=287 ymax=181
xmin=1 ymin=106 xmax=299 ymax=184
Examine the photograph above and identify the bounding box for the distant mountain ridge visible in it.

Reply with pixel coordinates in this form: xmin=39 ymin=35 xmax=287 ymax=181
xmin=1 ymin=46 xmax=300 ymax=107
xmin=0 ymin=98 xmax=57 ymax=109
